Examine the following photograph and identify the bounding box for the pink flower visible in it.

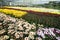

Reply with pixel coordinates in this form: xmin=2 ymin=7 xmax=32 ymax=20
xmin=37 ymin=29 xmax=45 ymax=38
xmin=43 ymin=28 xmax=49 ymax=35
xmin=49 ymin=28 xmax=56 ymax=36
xmin=56 ymin=37 xmax=60 ymax=40
xmin=55 ymin=29 xmax=60 ymax=34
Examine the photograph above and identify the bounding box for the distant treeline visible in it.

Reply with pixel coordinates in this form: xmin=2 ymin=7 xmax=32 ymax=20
xmin=32 ymin=1 xmax=60 ymax=10
xmin=43 ymin=1 xmax=60 ymax=10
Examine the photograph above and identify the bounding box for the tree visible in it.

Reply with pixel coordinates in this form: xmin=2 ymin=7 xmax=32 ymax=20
xmin=0 ymin=0 xmax=4 ymax=7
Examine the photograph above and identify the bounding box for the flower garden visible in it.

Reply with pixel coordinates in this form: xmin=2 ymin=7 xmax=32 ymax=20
xmin=0 ymin=8 xmax=27 ymax=17
xmin=0 ymin=7 xmax=60 ymax=40
xmin=6 ymin=7 xmax=60 ymax=15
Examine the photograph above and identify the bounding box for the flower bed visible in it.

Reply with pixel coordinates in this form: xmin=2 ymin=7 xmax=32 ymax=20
xmin=6 ymin=7 xmax=60 ymax=15
xmin=0 ymin=8 xmax=60 ymax=29
xmin=0 ymin=7 xmax=60 ymax=40
xmin=0 ymin=9 xmax=27 ymax=17
xmin=0 ymin=13 xmax=60 ymax=40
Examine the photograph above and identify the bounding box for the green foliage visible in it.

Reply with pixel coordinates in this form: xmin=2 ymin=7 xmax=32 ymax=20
xmin=21 ymin=13 xmax=60 ymax=29
xmin=32 ymin=1 xmax=60 ymax=10
xmin=42 ymin=1 xmax=60 ymax=10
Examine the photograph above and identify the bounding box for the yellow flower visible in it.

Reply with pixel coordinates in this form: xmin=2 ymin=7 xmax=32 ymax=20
xmin=0 ymin=9 xmax=27 ymax=17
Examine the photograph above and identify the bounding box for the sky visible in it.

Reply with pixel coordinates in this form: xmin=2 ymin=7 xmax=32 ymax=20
xmin=32 ymin=0 xmax=60 ymax=4
xmin=5 ymin=0 xmax=60 ymax=5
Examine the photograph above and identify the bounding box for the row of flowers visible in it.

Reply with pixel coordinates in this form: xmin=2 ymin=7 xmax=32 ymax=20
xmin=6 ymin=7 xmax=60 ymax=15
xmin=0 ymin=13 xmax=60 ymax=40
xmin=0 ymin=9 xmax=27 ymax=17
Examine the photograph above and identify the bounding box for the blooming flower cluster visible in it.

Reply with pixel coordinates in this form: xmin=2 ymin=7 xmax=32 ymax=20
xmin=0 ymin=9 xmax=27 ymax=17
xmin=0 ymin=13 xmax=60 ymax=40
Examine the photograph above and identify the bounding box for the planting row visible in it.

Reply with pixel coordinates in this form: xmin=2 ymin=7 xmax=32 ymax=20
xmin=0 ymin=9 xmax=27 ymax=17
xmin=6 ymin=7 xmax=60 ymax=15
